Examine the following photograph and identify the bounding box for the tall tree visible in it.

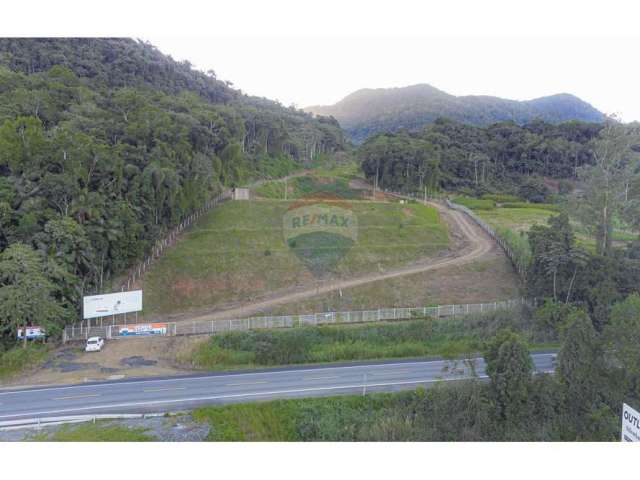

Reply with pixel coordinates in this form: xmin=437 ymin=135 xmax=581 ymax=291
xmin=0 ymin=243 xmax=68 ymax=346
xmin=484 ymin=329 xmax=533 ymax=425
xmin=573 ymin=118 xmax=640 ymax=255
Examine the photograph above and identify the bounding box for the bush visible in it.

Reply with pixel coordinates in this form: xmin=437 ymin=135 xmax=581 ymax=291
xmin=500 ymin=202 xmax=560 ymax=212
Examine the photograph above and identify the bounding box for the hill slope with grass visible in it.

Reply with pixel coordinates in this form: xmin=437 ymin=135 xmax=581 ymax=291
xmin=143 ymin=190 xmax=449 ymax=316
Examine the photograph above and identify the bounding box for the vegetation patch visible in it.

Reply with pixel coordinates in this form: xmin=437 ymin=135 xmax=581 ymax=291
xmin=187 ymin=309 xmax=554 ymax=371
xmin=0 ymin=344 xmax=49 ymax=381
xmin=30 ymin=422 xmax=154 ymax=441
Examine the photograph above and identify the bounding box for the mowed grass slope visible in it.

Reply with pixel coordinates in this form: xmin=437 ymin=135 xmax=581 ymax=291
xmin=143 ymin=199 xmax=448 ymax=315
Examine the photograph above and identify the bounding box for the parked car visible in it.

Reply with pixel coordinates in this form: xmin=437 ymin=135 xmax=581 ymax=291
xmin=85 ymin=336 xmax=105 ymax=352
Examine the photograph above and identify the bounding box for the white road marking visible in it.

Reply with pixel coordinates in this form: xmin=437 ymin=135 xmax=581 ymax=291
xmin=369 ymin=370 xmax=412 ymax=376
xmin=226 ymin=381 xmax=269 ymax=386
xmin=52 ymin=394 xmax=100 ymax=401
xmin=0 ymin=354 xmax=555 ymax=398
xmin=303 ymin=376 xmax=340 ymax=381
xmin=0 ymin=376 xmax=488 ymax=419
xmin=0 ymin=359 xmax=482 ymax=396
xmin=143 ymin=387 xmax=186 ymax=393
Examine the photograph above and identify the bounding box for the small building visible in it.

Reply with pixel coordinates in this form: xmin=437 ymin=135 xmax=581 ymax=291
xmin=232 ymin=188 xmax=250 ymax=200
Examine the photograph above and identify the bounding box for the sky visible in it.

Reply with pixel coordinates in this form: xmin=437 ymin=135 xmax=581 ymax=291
xmin=147 ymin=35 xmax=639 ymax=122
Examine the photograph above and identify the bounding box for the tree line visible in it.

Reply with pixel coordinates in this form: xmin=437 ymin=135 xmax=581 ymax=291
xmin=358 ymin=118 xmax=606 ymax=199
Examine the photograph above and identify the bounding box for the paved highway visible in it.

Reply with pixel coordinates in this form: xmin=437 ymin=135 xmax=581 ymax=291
xmin=0 ymin=354 xmax=555 ymax=423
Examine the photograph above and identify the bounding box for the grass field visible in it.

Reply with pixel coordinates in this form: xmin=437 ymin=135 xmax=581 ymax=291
xmin=143 ymin=199 xmax=449 ymax=315
xmin=185 ymin=309 xmax=556 ymax=372
xmin=265 ymin=254 xmax=521 ymax=315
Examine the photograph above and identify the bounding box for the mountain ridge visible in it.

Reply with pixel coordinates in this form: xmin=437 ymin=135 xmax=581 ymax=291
xmin=305 ymin=84 xmax=605 ymax=143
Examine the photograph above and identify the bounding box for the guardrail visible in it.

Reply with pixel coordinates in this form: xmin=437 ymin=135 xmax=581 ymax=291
xmin=63 ymin=297 xmax=533 ymax=342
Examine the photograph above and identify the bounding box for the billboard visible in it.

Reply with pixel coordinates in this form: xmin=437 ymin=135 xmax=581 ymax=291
xmin=622 ymin=403 xmax=640 ymax=442
xmin=83 ymin=290 xmax=143 ymax=319
xmin=17 ymin=326 xmax=46 ymax=340
xmin=118 ymin=323 xmax=167 ymax=337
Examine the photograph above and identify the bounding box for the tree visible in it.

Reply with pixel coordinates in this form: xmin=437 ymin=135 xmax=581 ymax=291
xmin=605 ymin=294 xmax=640 ymax=400
xmin=572 ymin=119 xmax=640 ymax=256
xmin=484 ymin=330 xmax=533 ymax=425
xmin=556 ymin=309 xmax=609 ymax=437
xmin=0 ymin=244 xmax=68 ymax=346
xmin=528 ymin=213 xmax=588 ymax=302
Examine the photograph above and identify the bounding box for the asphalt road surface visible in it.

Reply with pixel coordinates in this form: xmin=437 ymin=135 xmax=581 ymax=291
xmin=0 ymin=354 xmax=555 ymax=423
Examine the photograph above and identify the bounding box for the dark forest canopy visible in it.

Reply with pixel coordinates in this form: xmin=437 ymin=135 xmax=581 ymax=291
xmin=358 ymin=118 xmax=604 ymax=198
xmin=0 ymin=38 xmax=346 ymax=341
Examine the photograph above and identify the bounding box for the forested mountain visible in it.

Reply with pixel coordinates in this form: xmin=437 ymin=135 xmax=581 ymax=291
xmin=0 ymin=38 xmax=346 ymax=341
xmin=358 ymin=118 xmax=604 ymax=199
xmin=306 ymin=84 xmax=605 ymax=143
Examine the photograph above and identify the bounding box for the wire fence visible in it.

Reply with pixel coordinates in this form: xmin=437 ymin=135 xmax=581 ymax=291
xmin=445 ymin=199 xmax=528 ymax=279
xmin=381 ymin=189 xmax=527 ymax=279
xmin=115 ymin=189 xmax=232 ymax=292
xmin=63 ymin=297 xmax=534 ymax=342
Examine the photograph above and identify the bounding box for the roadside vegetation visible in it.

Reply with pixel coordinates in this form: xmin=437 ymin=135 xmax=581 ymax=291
xmin=29 ymin=422 xmax=153 ymax=441
xmin=186 ymin=308 xmax=556 ymax=371
xmin=0 ymin=344 xmax=49 ymax=381
xmin=193 ymin=293 xmax=640 ymax=441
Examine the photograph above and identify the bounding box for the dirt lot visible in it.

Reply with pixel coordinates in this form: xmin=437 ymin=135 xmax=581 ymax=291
xmin=1 ymin=336 xmax=208 ymax=388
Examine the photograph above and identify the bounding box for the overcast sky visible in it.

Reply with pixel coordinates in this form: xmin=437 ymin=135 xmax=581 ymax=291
xmin=147 ymin=35 xmax=639 ymax=122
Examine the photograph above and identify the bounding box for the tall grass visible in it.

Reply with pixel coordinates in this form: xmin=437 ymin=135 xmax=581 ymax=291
xmin=0 ymin=344 xmax=49 ymax=380
xmin=189 ymin=308 xmax=554 ymax=371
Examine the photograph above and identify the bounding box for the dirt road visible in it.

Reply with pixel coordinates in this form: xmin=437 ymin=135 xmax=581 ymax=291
xmin=170 ymin=200 xmax=496 ymax=322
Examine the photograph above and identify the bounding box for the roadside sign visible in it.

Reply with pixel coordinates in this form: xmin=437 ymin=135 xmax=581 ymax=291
xmin=83 ymin=290 xmax=143 ymax=319
xmin=622 ymin=403 xmax=640 ymax=442
xmin=118 ymin=323 xmax=167 ymax=337
xmin=17 ymin=326 xmax=46 ymax=340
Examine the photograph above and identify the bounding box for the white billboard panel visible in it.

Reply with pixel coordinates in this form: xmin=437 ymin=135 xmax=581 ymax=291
xmin=622 ymin=403 xmax=640 ymax=442
xmin=83 ymin=290 xmax=143 ymax=319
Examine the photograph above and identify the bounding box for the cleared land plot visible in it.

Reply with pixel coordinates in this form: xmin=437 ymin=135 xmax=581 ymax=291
xmin=143 ymin=200 xmax=449 ymax=316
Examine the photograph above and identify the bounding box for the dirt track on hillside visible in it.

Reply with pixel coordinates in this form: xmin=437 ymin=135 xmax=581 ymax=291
xmin=168 ymin=200 xmax=496 ymax=322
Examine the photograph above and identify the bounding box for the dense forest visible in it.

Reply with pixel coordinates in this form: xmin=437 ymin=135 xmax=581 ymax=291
xmin=0 ymin=38 xmax=346 ymax=343
xmin=307 ymin=83 xmax=605 ymax=143
xmin=359 ymin=118 xmax=606 ymax=199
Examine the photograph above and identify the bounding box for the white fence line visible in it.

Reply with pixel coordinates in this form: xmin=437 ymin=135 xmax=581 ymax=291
xmin=63 ymin=297 xmax=534 ymax=342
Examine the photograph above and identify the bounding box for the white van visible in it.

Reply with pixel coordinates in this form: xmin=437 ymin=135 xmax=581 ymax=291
xmin=85 ymin=336 xmax=105 ymax=352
